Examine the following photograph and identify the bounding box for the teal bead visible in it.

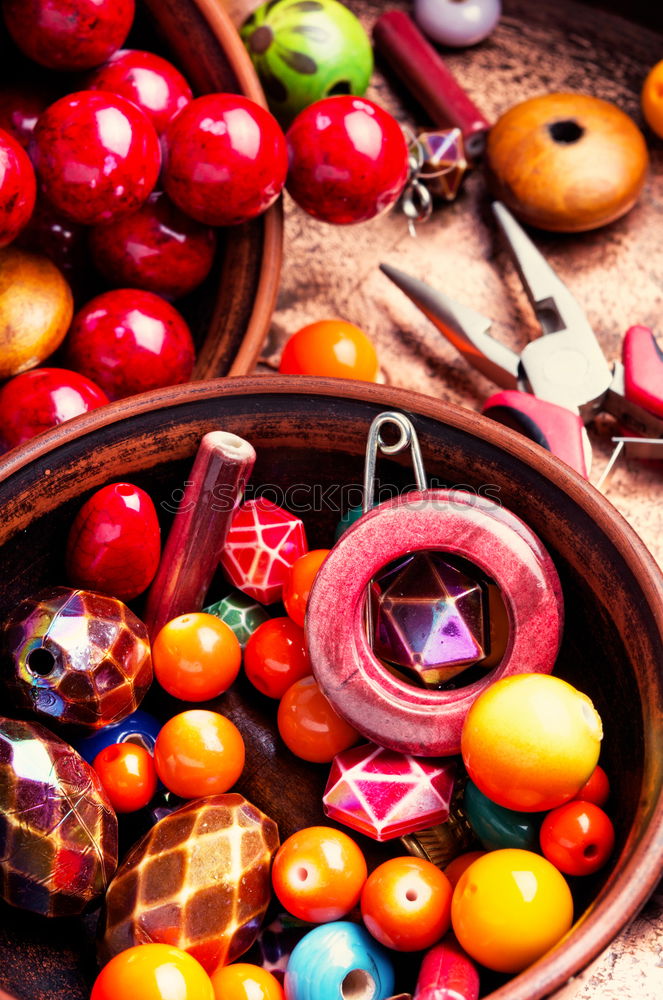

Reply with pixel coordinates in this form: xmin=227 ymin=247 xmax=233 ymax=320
xmin=464 ymin=779 xmax=541 ymax=851
xmin=204 ymin=590 xmax=271 ymax=648
xmin=285 ymin=922 xmax=394 ymax=1000
xmin=334 ymin=504 xmax=364 ymax=541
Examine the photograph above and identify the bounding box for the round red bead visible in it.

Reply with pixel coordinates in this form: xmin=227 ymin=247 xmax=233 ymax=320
xmin=2 ymin=0 xmax=135 ymax=71
xmin=30 ymin=91 xmax=161 ymax=225
xmin=17 ymin=199 xmax=89 ymax=283
xmin=66 ymin=482 xmax=161 ymax=602
xmin=285 ymin=96 xmax=409 ymax=224
xmin=0 ymin=128 xmax=36 ymax=247
xmin=66 ymin=288 xmax=195 ymax=400
xmin=89 ymin=192 xmax=217 ymax=300
xmin=86 ymin=49 xmax=193 ymax=135
xmin=0 ymin=84 xmax=50 ymax=148
xmin=162 ymin=94 xmax=288 ymax=226
xmin=0 ymin=367 xmax=109 ymax=450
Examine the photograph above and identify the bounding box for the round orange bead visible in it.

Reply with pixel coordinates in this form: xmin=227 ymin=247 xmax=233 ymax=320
xmin=154 ymin=710 xmax=245 ymax=798
xmin=210 ymin=964 xmax=284 ymax=1000
xmin=642 ymin=60 xmax=663 ymax=138
xmin=93 ymin=743 xmax=157 ymax=813
xmin=443 ymin=851 xmax=487 ymax=890
xmin=361 ymin=856 xmax=452 ymax=952
xmin=279 ymin=320 xmax=379 ymax=381
xmin=244 ymin=617 xmax=311 ymax=699
xmin=277 ymin=675 xmax=359 ymax=763
xmin=153 ymin=612 xmax=241 ymax=701
xmin=272 ymin=826 xmax=368 ymax=923
xmin=283 ymin=549 xmax=330 ymax=627
xmin=91 ymin=944 xmax=214 ymax=1000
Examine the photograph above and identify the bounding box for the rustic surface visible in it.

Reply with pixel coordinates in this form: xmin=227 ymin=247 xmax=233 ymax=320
xmin=231 ymin=0 xmax=663 ymax=996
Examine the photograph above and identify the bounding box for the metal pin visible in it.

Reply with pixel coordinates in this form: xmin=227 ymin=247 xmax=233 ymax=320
xmin=363 ymin=411 xmax=427 ymax=513
xmin=595 ymin=437 xmax=663 ymax=492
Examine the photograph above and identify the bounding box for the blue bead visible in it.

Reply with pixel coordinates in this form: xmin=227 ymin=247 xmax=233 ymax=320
xmin=335 ymin=505 xmax=364 ymax=542
xmin=285 ymin=922 xmax=394 ymax=1000
xmin=74 ymin=708 xmax=161 ymax=764
xmin=464 ymin=779 xmax=541 ymax=851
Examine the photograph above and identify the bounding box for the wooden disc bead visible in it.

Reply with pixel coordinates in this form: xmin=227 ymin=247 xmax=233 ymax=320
xmin=486 ymin=93 xmax=649 ymax=232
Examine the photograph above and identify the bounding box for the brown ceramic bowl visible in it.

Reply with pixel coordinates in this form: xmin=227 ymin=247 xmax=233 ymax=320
xmin=0 ymin=376 xmax=661 ymax=1000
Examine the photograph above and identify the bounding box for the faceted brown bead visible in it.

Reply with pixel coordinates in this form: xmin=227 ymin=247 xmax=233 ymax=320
xmin=100 ymin=793 xmax=279 ymax=975
xmin=0 ymin=586 xmax=152 ymax=728
xmin=0 ymin=717 xmax=118 ymax=917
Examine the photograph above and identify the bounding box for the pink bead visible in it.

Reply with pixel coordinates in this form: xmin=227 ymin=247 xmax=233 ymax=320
xmin=413 ymin=936 xmax=480 ymax=1000
xmin=0 ymin=129 xmax=36 ymax=247
xmin=30 ymin=91 xmax=161 ymax=225
xmin=66 ymin=288 xmax=195 ymax=400
xmin=323 ymin=742 xmax=456 ymax=841
xmin=306 ymin=490 xmax=563 ymax=757
xmin=86 ymin=49 xmax=193 ymax=135
xmin=220 ymin=499 xmax=308 ymax=605
xmin=89 ymin=192 xmax=217 ymax=300
xmin=2 ymin=0 xmax=135 ymax=71
xmin=162 ymin=94 xmax=288 ymax=226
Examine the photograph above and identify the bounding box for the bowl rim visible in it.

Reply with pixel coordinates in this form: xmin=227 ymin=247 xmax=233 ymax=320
xmin=0 ymin=374 xmax=661 ymax=1000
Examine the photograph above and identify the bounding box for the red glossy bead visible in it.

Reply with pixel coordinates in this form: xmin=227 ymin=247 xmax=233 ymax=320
xmin=0 ymin=84 xmax=50 ymax=148
xmin=66 ymin=288 xmax=195 ymax=400
xmin=244 ymin=617 xmax=311 ymax=699
xmin=66 ymin=482 xmax=161 ymax=602
xmin=16 ymin=199 xmax=88 ymax=282
xmin=286 ymin=96 xmax=409 ymax=224
xmin=0 ymin=367 xmax=109 ymax=450
xmin=2 ymin=0 xmax=135 ymax=71
xmin=0 ymin=128 xmax=36 ymax=247
xmin=572 ymin=763 xmax=610 ymax=807
xmin=540 ymin=800 xmax=615 ymax=876
xmin=89 ymin=192 xmax=217 ymax=300
xmin=162 ymin=94 xmax=288 ymax=226
xmin=87 ymin=49 xmax=193 ymax=135
xmin=30 ymin=91 xmax=161 ymax=225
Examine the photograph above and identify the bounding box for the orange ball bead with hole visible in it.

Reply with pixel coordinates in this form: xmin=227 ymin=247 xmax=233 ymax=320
xmin=93 ymin=743 xmax=158 ymax=813
xmin=210 ymin=964 xmax=285 ymax=1000
xmin=642 ymin=61 xmax=663 ymax=138
xmin=283 ymin=549 xmax=330 ymax=627
xmin=486 ymin=93 xmax=648 ymax=232
xmin=0 ymin=246 xmax=73 ymax=379
xmin=91 ymin=944 xmax=215 ymax=1000
xmin=244 ymin=617 xmax=311 ymax=699
xmin=279 ymin=320 xmax=379 ymax=380
xmin=277 ymin=675 xmax=359 ymax=762
xmin=272 ymin=826 xmax=368 ymax=922
xmin=361 ymin=856 xmax=452 ymax=951
xmin=153 ymin=612 xmax=241 ymax=701
xmin=154 ymin=710 xmax=245 ymax=798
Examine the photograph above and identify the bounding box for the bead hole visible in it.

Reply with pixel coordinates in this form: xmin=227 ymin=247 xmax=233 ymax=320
xmin=296 ymin=866 xmax=309 ymax=883
xmin=583 ymin=843 xmax=599 ymax=859
xmin=26 ymin=647 xmax=56 ymax=676
xmin=548 ymin=120 xmax=584 ymax=144
xmin=341 ymin=970 xmax=376 ymax=1000
xmin=405 ymin=888 xmax=418 ymax=901
xmin=327 ymin=81 xmax=352 ymax=97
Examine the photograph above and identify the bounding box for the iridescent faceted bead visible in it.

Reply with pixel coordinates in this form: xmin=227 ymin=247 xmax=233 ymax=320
xmin=220 ymin=499 xmax=308 ymax=605
xmin=1 ymin=586 xmax=152 ymax=728
xmin=100 ymin=793 xmax=279 ymax=975
xmin=0 ymin=716 xmax=118 ymax=916
xmin=370 ymin=552 xmax=488 ymax=687
xmin=417 ymin=129 xmax=468 ymax=201
xmin=323 ymin=742 xmax=456 ymax=841
xmin=204 ymin=590 xmax=271 ymax=648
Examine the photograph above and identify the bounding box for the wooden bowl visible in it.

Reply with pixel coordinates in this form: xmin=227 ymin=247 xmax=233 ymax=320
xmin=0 ymin=376 xmax=661 ymax=1000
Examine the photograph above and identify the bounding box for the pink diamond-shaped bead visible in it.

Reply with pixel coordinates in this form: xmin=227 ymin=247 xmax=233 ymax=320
xmin=220 ymin=499 xmax=308 ymax=605
xmin=322 ymin=742 xmax=456 ymax=841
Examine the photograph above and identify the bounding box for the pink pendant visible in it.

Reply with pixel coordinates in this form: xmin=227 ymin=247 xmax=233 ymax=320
xmin=323 ymin=742 xmax=456 ymax=841
xmin=306 ymin=489 xmax=563 ymax=757
xmin=220 ymin=499 xmax=308 ymax=605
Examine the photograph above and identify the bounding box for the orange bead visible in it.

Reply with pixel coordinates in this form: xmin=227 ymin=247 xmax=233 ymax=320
xmin=244 ymin=617 xmax=311 ymax=699
xmin=211 ymin=964 xmax=284 ymax=1000
xmin=282 ymin=549 xmax=330 ymax=627
xmin=279 ymin=320 xmax=379 ymax=381
xmin=154 ymin=710 xmax=245 ymax=799
xmin=361 ymin=856 xmax=452 ymax=952
xmin=642 ymin=60 xmax=663 ymax=139
xmin=93 ymin=743 xmax=157 ymax=813
xmin=443 ymin=851 xmax=487 ymax=890
xmin=272 ymin=826 xmax=367 ymax=922
xmin=91 ymin=944 xmax=214 ymax=1000
xmin=153 ymin=612 xmax=241 ymax=701
xmin=277 ymin=675 xmax=359 ymax=763
xmin=572 ymin=763 xmax=610 ymax=807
